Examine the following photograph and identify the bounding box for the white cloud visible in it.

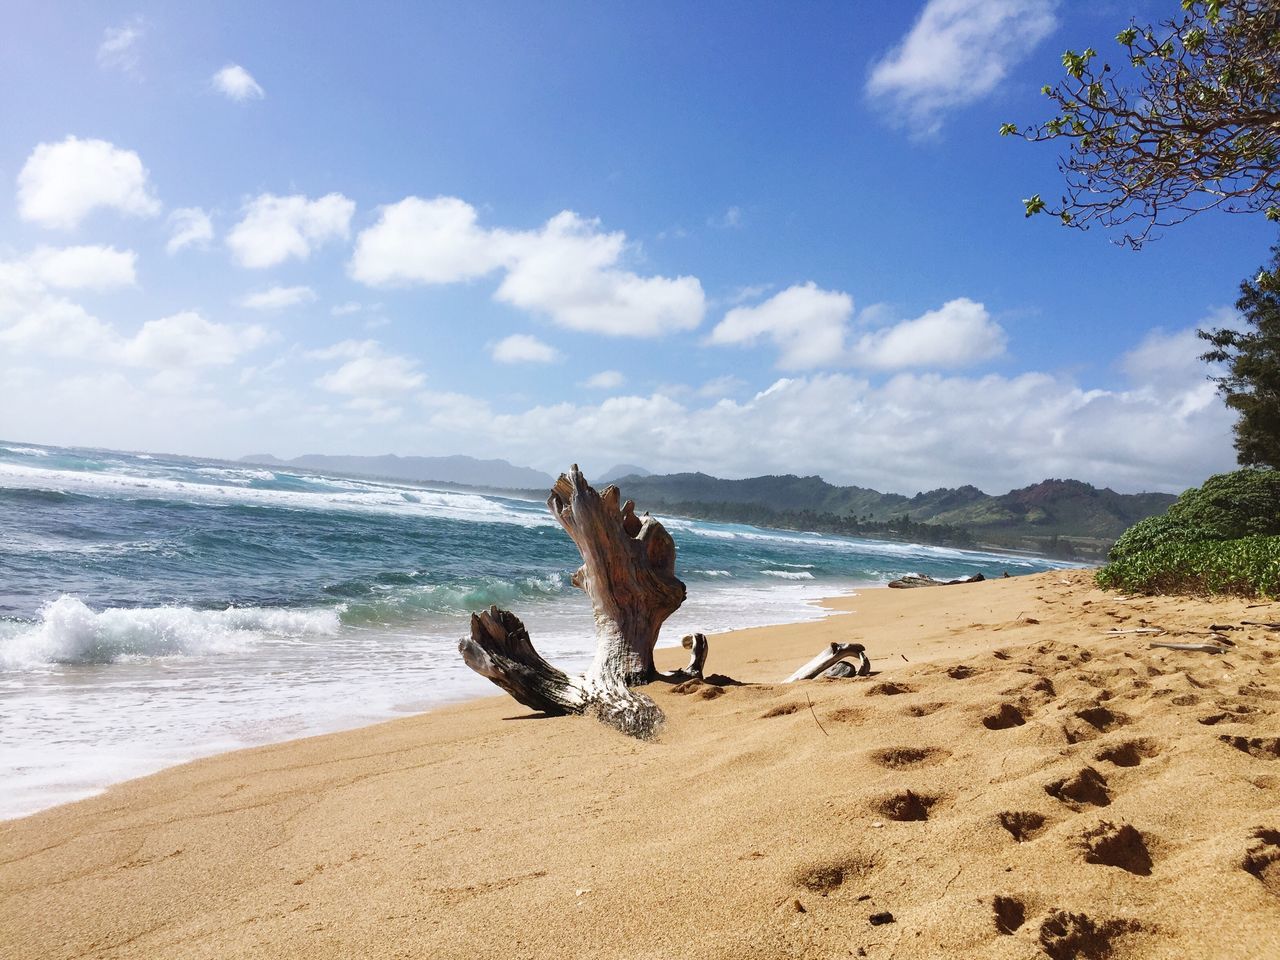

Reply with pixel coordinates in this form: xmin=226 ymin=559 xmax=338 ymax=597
xmin=709 ymin=282 xmax=854 ymax=369
xmin=98 ymin=20 xmax=144 ymax=75
xmin=496 ymin=211 xmax=705 ymax=337
xmin=17 ymin=136 xmax=161 ymax=230
xmin=583 ymin=369 xmax=626 ymax=389
xmin=350 ymin=198 xmax=706 ymax=337
xmin=313 ymin=340 xmax=424 ymax=396
xmin=26 ymin=245 xmax=137 ymax=290
xmin=212 ymin=64 xmax=264 ymax=101
xmin=349 ymin=196 xmax=512 ymax=286
xmin=867 ymin=0 xmax=1058 ymax=134
xmin=167 ymin=208 xmax=214 ymax=254
xmin=240 ymin=285 xmax=316 ymax=310
xmin=227 ymin=193 xmax=355 ymax=269
xmin=331 ymin=301 xmax=365 ymax=316
xmin=710 ymin=285 xmax=1007 ymax=371
xmin=116 ymin=311 xmax=268 ymax=368
xmin=491 ymin=333 xmax=561 ymax=364
xmin=853 ymin=297 xmax=1007 ymax=369
xmin=407 ymin=329 xmax=1232 ymax=494
xmin=0 ymin=259 xmax=116 ymax=357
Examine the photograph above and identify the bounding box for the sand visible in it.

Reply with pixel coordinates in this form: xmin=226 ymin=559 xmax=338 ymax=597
xmin=2 ymin=568 xmax=1278 ymax=959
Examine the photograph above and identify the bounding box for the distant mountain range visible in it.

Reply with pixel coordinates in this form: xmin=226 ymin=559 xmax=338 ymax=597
xmin=241 ymin=453 xmax=555 ymax=490
xmin=596 ymin=472 xmax=1177 ymax=558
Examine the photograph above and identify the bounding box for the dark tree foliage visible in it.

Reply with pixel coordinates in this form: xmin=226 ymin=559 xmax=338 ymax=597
xmin=1199 ymin=244 xmax=1280 ymax=467
xmin=1004 ymin=0 xmax=1280 ymax=247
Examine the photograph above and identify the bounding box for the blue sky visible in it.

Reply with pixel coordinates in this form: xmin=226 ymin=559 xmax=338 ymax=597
xmin=0 ymin=0 xmax=1271 ymax=493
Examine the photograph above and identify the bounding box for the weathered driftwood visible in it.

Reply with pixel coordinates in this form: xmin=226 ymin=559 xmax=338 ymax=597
xmin=458 ymin=465 xmax=691 ymax=738
xmin=887 ymin=573 xmax=985 ymax=589
xmin=782 ymin=642 xmax=870 ymax=682
xmin=1149 ymin=641 xmax=1230 ymax=654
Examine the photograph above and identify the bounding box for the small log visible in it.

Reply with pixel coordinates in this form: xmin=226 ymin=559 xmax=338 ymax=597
xmin=887 ymin=573 xmax=985 ymax=589
xmin=1105 ymin=628 xmax=1165 ymax=635
xmin=782 ymin=642 xmax=870 ymax=682
xmin=1149 ymin=641 xmax=1230 ymax=654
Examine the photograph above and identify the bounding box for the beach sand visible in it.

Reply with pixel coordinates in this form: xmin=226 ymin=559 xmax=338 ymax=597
xmin=2 ymin=568 xmax=1278 ymax=959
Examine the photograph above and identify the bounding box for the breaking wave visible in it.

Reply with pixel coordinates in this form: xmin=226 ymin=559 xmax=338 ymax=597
xmin=0 ymin=596 xmax=342 ymax=669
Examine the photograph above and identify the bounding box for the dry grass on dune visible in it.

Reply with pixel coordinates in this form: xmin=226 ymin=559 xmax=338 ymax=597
xmin=1 ymin=570 xmax=1278 ymax=960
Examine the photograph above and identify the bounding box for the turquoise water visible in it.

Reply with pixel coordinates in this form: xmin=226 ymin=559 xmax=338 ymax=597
xmin=0 ymin=441 xmax=1063 ymax=818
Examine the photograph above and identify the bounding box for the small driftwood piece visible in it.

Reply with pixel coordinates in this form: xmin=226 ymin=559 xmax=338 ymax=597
xmin=459 ymin=465 xmax=689 ymax=738
xmin=888 ymin=573 xmax=985 ymax=589
xmin=782 ymin=642 xmax=870 ymax=682
xmin=1242 ymin=620 xmax=1280 ymax=631
xmin=1149 ymin=641 xmax=1230 ymax=654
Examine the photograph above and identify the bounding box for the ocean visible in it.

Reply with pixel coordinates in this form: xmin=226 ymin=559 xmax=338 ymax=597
xmin=0 ymin=441 xmax=1065 ymax=819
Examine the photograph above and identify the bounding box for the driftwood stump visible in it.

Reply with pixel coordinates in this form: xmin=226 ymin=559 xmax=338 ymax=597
xmin=459 ymin=465 xmax=696 ymax=738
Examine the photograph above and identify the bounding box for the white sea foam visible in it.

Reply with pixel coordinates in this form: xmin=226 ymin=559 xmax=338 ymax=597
xmin=0 ymin=596 xmax=342 ymax=670
xmin=1 ymin=445 xmax=49 ymax=457
xmin=761 ymin=569 xmax=816 ymax=580
xmin=0 ymin=461 xmax=554 ymax=529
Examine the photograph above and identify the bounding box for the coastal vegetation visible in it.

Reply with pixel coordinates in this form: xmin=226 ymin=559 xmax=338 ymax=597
xmin=1097 ymin=469 xmax=1280 ymax=596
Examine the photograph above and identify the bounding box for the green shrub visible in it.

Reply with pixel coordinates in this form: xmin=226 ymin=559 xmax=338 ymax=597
xmin=1107 ymin=469 xmax=1280 ymax=562
xmin=1096 ymin=535 xmax=1280 ymax=598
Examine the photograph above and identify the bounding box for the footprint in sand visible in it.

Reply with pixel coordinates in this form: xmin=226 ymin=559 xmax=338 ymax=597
xmin=998 ymin=810 xmax=1049 ymax=842
xmin=792 ymin=855 xmax=874 ymax=895
xmin=904 ymin=701 xmax=949 ymax=717
xmin=1063 ymin=704 xmax=1130 ymax=744
xmin=1220 ymin=735 xmax=1280 ymax=760
xmin=1094 ymin=738 xmax=1161 ymax=768
xmin=992 ymin=895 xmax=1027 ymax=934
xmin=874 ymin=789 xmax=942 ymax=822
xmin=1045 ymin=767 xmax=1111 ymax=809
xmin=982 ymin=703 xmax=1027 ymax=730
xmin=1243 ymin=828 xmax=1280 ymax=897
xmin=1079 ymin=821 xmax=1153 ymax=875
xmin=1037 ymin=910 xmax=1142 ymax=960
xmin=870 ymin=746 xmax=950 ymax=769
xmin=759 ymin=702 xmax=802 ymax=718
xmin=865 ymin=681 xmax=914 ymax=696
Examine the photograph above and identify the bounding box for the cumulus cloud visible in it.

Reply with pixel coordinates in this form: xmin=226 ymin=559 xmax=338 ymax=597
xmin=350 ymin=197 xmax=705 ymax=337
xmin=240 ymin=285 xmax=316 ymax=310
xmin=115 ymin=311 xmax=269 ymax=367
xmin=17 ymin=136 xmax=161 ymax=230
xmin=853 ymin=297 xmax=1006 ymax=369
xmin=867 ymin=0 xmax=1058 ymax=134
xmin=26 ymin=245 xmax=137 ymax=290
xmin=98 ymin=19 xmax=144 ymax=75
xmin=710 ymin=282 xmax=853 ymax=369
xmin=167 ymin=207 xmax=214 ymax=254
xmin=0 ymin=258 xmax=117 ymax=357
xmin=227 ymin=193 xmax=355 ymax=269
xmin=212 ymin=64 xmax=265 ymax=101
xmin=416 ymin=343 xmax=1230 ymax=494
xmin=710 ymin=285 xmax=1007 ymax=371
xmin=313 ymin=340 xmax=424 ymax=396
xmin=491 ymin=333 xmax=561 ymax=364
xmin=583 ymin=369 xmax=626 ymax=389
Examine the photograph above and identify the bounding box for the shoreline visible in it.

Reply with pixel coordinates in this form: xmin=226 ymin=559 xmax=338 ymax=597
xmin=0 ymin=576 xmax=874 ymax=824
xmin=4 ymin=568 xmax=1277 ymax=959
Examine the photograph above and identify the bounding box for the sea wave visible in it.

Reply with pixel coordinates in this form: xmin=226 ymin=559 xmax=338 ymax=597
xmin=0 ymin=461 xmax=554 ymax=529
xmin=761 ymin=570 xmax=816 ymax=580
xmin=337 ymin=573 xmax=571 ymax=624
xmin=0 ymin=596 xmax=342 ymax=669
xmin=0 ymin=445 xmax=50 ymax=457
